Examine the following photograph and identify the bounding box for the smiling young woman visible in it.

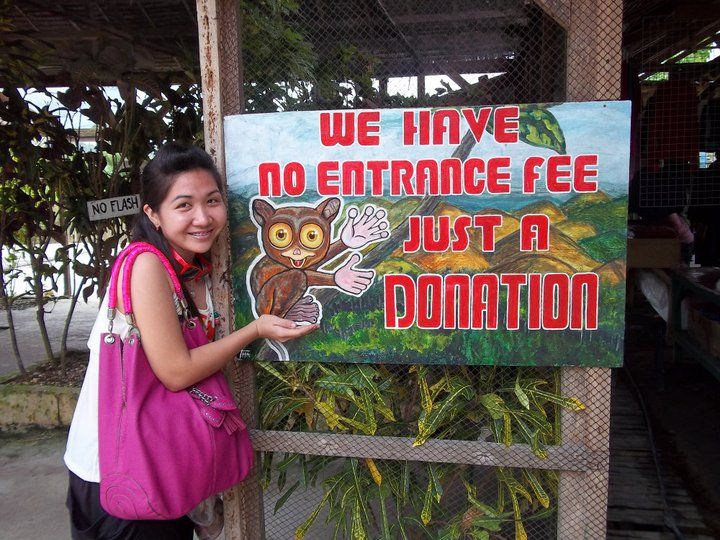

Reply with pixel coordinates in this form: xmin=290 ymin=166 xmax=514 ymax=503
xmin=64 ymin=143 xmax=318 ymax=540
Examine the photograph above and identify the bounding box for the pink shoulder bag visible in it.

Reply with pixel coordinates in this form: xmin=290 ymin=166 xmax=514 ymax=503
xmin=98 ymin=242 xmax=254 ymax=520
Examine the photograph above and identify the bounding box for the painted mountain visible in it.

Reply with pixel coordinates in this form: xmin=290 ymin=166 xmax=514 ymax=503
xmin=229 ymin=188 xmax=627 ymax=367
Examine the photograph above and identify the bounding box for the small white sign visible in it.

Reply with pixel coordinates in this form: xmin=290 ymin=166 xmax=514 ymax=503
xmin=87 ymin=195 xmax=141 ymax=221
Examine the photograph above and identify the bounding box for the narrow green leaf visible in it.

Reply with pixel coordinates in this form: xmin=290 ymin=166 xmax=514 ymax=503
xmin=258 ymin=361 xmax=293 ymax=387
xmin=523 ymin=470 xmax=550 ymax=508
xmin=514 ymin=377 xmax=530 ymax=409
xmin=421 ymin=478 xmax=434 ymax=525
xmin=274 ymin=480 xmax=300 ymax=514
xmin=378 ymin=483 xmax=391 ymax=540
xmin=294 ymin=489 xmax=332 ymax=540
xmin=351 ymin=498 xmax=367 ymax=540
xmin=428 ymin=464 xmax=444 ymax=503
xmin=480 ymin=393 xmax=505 ymax=420
xmin=419 ymin=371 xmax=433 ymax=413
xmin=503 ymin=412 xmax=513 ymax=446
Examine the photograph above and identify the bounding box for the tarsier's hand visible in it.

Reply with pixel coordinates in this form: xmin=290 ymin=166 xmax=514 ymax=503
xmin=340 ymin=205 xmax=390 ymax=249
xmin=334 ymin=253 xmax=374 ymax=295
xmin=285 ymin=295 xmax=320 ymax=324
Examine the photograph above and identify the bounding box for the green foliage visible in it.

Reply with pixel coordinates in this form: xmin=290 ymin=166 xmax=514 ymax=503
xmin=258 ymin=361 xmax=582 ymax=537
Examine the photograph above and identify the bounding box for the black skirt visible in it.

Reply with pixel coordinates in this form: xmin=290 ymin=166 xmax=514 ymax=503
xmin=66 ymin=470 xmax=194 ymax=540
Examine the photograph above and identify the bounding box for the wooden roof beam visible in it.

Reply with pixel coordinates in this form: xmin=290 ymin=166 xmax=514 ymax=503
xmin=393 ymin=9 xmax=521 ymax=25
xmin=532 ymin=0 xmax=570 ymax=30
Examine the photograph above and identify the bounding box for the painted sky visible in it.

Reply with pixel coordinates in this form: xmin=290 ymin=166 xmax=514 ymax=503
xmin=225 ymin=101 xmax=631 ymax=205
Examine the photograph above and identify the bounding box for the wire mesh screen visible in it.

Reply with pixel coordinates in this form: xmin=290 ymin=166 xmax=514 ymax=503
xmin=635 ymin=15 xmax=720 ymax=209
xmin=241 ymin=0 xmax=566 ymax=114
xmin=227 ymin=0 xmax=622 ymax=538
xmin=261 ymin=455 xmax=560 ymax=540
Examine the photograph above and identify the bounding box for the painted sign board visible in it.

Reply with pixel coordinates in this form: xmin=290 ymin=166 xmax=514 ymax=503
xmin=87 ymin=194 xmax=141 ymax=221
xmin=225 ymin=102 xmax=630 ymax=367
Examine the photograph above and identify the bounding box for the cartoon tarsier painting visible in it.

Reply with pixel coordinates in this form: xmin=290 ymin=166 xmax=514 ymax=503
xmin=247 ymin=197 xmax=391 ymax=360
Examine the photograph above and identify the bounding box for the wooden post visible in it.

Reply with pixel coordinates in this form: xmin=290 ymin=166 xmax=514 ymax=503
xmin=556 ymin=0 xmax=622 ymax=538
xmin=196 ymin=1 xmax=264 ymax=538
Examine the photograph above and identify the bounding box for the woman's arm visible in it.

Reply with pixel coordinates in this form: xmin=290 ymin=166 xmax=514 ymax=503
xmin=122 ymin=252 xmax=316 ymax=391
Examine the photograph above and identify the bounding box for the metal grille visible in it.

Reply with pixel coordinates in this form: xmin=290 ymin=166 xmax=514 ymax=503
xmin=199 ymin=1 xmax=623 ymax=538
xmin=635 ymin=15 xmax=720 ymax=209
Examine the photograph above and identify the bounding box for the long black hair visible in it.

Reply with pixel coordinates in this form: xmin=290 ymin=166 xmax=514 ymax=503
xmin=132 ymin=142 xmax=223 ymax=316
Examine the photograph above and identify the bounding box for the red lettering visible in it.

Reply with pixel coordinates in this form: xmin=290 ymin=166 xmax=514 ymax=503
xmin=542 ymin=274 xmax=569 ymax=330
xmin=432 ymin=109 xmax=460 ymax=145
xmin=416 ymin=159 xmax=439 ymax=195
xmin=367 ymin=160 xmax=388 ymax=196
xmin=463 ymin=158 xmax=485 ymax=194
xmin=570 ymin=273 xmax=599 ymax=330
xmin=417 ymin=274 xmax=443 ymax=329
xmin=317 ymin=161 xmax=339 ymax=196
xmin=403 ymin=216 xmax=421 ymax=253
xmin=523 ymin=156 xmax=544 ymax=194
xmin=258 ymin=162 xmax=281 ymax=197
xmin=473 ymin=215 xmax=502 ymax=252
xmin=357 ymin=111 xmax=380 ymax=146
xmin=501 ymin=274 xmax=527 ymax=330
xmin=440 ymin=158 xmax=462 ymax=194
xmin=574 ymin=154 xmax=599 ymax=192
xmin=444 ymin=274 xmax=471 ymax=329
xmin=403 ymin=110 xmax=431 ymax=145
xmin=452 ymin=215 xmax=472 ymax=252
xmin=547 ymin=155 xmax=572 ymax=193
xmin=341 ymin=161 xmax=365 ymax=196
xmin=471 ymin=274 xmax=499 ymax=329
xmin=320 ymin=112 xmax=355 ymax=146
xmin=424 ymin=216 xmax=450 ymax=252
xmin=384 ymin=274 xmax=416 ymax=328
xmin=283 ymin=162 xmax=305 ymax=196
xmin=528 ymin=273 xmax=542 ymax=330
xmin=493 ymin=106 xmax=519 ymax=143
xmin=390 ymin=160 xmax=414 ymax=195
xmin=520 ymin=214 xmax=550 ymax=251
xmin=487 ymin=157 xmax=511 ymax=193
xmin=461 ymin=108 xmax=492 ymax=143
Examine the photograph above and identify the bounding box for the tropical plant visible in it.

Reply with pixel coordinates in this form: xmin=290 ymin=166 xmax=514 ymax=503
xmin=257 ymin=362 xmax=582 ymax=539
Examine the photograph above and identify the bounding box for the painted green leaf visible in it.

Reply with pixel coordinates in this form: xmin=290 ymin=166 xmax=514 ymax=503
xmin=485 ymin=104 xmax=565 ymax=153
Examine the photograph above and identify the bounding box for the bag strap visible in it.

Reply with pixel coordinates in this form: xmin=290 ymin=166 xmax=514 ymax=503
xmin=106 ymin=242 xmax=191 ymax=333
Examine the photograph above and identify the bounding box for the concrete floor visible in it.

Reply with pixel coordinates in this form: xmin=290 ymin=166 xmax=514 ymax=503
xmin=0 ymin=300 xmax=97 ymax=539
xmin=0 ymin=428 xmax=71 ymax=539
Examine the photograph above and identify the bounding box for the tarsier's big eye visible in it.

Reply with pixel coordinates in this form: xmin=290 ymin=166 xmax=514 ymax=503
xmin=268 ymin=223 xmax=293 ymax=248
xmin=300 ymin=223 xmax=324 ymax=249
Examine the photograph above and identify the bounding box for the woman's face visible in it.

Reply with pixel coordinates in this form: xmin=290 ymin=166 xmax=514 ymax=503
xmin=144 ymin=168 xmax=227 ymax=260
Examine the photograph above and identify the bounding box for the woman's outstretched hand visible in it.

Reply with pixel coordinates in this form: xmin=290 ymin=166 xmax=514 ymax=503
xmin=254 ymin=314 xmax=319 ymax=343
